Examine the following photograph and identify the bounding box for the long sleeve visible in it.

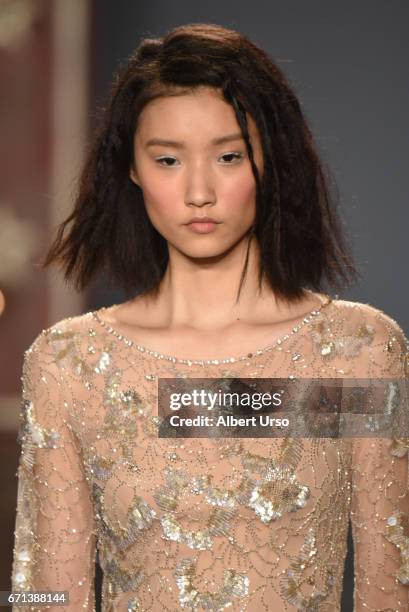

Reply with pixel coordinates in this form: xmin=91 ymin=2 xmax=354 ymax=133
xmin=11 ymin=330 xmax=97 ymax=611
xmin=350 ymin=318 xmax=409 ymax=611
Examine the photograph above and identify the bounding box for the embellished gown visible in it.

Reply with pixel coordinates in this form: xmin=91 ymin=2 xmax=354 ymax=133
xmin=11 ymin=295 xmax=409 ymax=611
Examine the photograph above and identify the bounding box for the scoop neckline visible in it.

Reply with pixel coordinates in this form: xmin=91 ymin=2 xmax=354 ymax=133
xmin=91 ymin=291 xmax=333 ymax=366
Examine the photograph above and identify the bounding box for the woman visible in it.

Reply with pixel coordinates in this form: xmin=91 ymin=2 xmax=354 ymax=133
xmin=11 ymin=23 xmax=408 ymax=611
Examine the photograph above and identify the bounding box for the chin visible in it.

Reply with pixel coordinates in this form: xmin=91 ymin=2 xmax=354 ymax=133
xmin=167 ymin=230 xmax=253 ymax=257
xmin=180 ymin=246 xmax=227 ymax=259
xmin=179 ymin=240 xmax=248 ymax=260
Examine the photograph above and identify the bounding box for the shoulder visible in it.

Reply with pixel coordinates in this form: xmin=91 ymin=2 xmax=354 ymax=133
xmin=327 ymin=297 xmax=408 ymax=375
xmin=20 ymin=313 xmax=97 ymax=435
xmin=24 ymin=310 xmax=97 ymax=369
xmin=329 ymin=297 xmax=408 ymax=344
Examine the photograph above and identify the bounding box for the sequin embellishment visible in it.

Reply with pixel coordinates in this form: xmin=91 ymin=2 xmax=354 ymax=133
xmin=174 ymin=557 xmax=249 ymax=609
xmin=154 ymin=469 xmax=236 ymax=549
xmin=385 ymin=511 xmax=409 ymax=585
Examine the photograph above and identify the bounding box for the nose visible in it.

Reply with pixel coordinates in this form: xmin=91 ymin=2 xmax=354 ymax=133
xmin=184 ymin=162 xmax=216 ymax=208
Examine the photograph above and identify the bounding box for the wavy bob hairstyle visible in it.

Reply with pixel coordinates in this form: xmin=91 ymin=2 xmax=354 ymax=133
xmin=43 ymin=22 xmax=358 ymax=303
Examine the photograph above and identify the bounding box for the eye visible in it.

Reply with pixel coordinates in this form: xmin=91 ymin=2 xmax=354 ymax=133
xmin=219 ymin=152 xmax=244 ymax=164
xmin=155 ymin=156 xmax=180 ymax=167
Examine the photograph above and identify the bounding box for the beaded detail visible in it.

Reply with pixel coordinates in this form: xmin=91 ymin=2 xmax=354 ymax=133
xmin=91 ymin=293 xmax=333 ymax=366
xmin=11 ymin=297 xmax=409 ymax=611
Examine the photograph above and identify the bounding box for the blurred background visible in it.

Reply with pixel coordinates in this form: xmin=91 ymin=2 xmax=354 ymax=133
xmin=0 ymin=1 xmax=408 ymax=610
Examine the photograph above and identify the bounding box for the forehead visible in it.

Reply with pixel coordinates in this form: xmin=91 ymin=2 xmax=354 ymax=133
xmin=135 ymin=87 xmax=260 ymax=144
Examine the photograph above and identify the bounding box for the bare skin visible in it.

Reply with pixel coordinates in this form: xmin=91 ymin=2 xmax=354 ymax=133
xmin=102 ymin=86 xmax=327 ymax=360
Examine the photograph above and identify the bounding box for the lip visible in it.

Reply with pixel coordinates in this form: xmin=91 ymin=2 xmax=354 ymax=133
xmin=186 ymin=221 xmax=219 ymax=234
xmin=185 ymin=217 xmax=220 ymax=224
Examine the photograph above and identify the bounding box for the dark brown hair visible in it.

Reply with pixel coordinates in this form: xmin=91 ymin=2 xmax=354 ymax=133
xmin=42 ymin=22 xmax=359 ymax=303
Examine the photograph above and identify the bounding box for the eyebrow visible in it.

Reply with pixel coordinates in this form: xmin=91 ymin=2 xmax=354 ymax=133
xmin=145 ymin=132 xmax=244 ymax=149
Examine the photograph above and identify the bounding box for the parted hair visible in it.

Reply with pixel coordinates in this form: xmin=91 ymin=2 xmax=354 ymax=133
xmin=42 ymin=22 xmax=359 ymax=303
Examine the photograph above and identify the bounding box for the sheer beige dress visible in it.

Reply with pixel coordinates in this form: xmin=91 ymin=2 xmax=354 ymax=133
xmin=11 ymin=295 xmax=409 ymax=611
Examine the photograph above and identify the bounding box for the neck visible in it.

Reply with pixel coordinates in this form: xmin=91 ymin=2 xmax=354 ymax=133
xmin=141 ymin=235 xmax=307 ymax=332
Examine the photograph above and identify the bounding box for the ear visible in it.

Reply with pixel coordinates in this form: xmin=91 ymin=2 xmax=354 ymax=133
xmin=129 ymin=165 xmax=140 ymax=187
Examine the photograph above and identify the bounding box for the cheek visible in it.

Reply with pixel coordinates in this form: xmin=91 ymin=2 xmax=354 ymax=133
xmin=138 ymin=173 xmax=179 ymax=222
xmin=220 ymin=172 xmax=257 ymax=215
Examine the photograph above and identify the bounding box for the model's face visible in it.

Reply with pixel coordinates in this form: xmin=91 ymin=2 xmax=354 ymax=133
xmin=130 ymin=87 xmax=264 ymax=258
